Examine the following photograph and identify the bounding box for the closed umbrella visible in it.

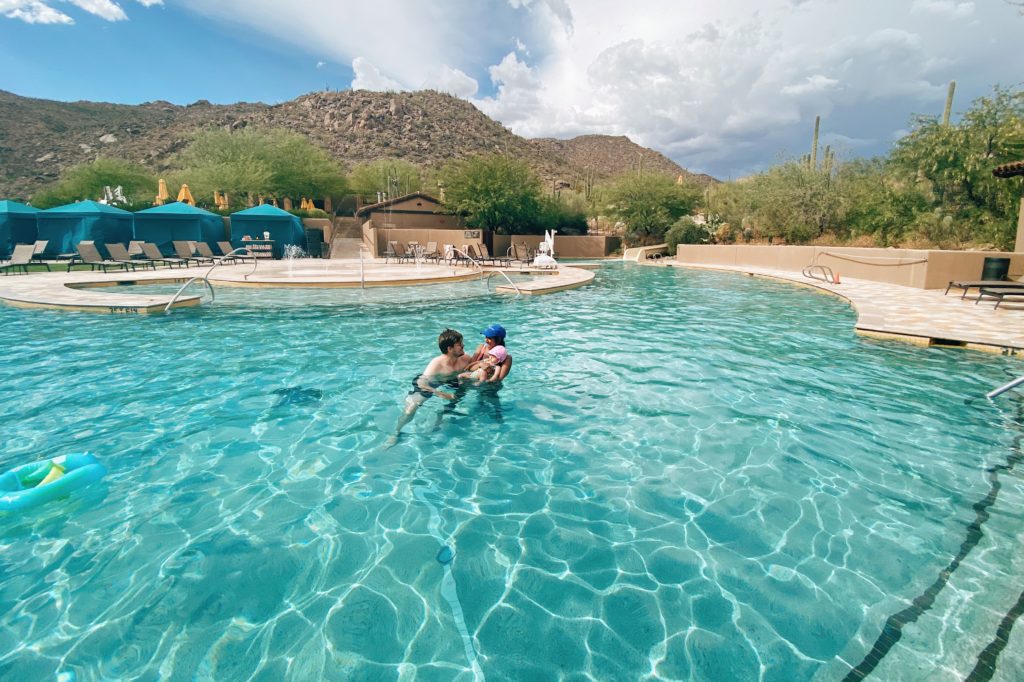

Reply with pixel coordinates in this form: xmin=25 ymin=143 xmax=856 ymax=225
xmin=177 ymin=184 xmax=195 ymax=206
xmin=155 ymin=179 xmax=171 ymax=205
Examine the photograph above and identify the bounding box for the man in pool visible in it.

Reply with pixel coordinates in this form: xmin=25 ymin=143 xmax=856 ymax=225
xmin=387 ymin=328 xmax=473 ymax=446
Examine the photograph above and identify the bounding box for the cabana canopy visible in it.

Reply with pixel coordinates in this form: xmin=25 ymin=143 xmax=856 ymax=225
xmin=0 ymin=200 xmax=39 ymax=259
xmin=134 ymin=203 xmax=226 ymax=256
xmin=229 ymin=204 xmax=304 ymax=259
xmin=36 ymin=200 xmax=133 ymax=258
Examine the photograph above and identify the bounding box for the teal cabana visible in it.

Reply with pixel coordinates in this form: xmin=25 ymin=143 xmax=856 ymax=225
xmin=36 ymin=200 xmax=133 ymax=258
xmin=0 ymin=200 xmax=39 ymax=259
xmin=134 ymin=203 xmax=226 ymax=256
xmin=229 ymin=204 xmax=304 ymax=259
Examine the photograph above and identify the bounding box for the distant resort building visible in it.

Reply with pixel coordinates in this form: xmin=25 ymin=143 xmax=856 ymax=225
xmin=355 ymin=192 xmax=463 ymax=232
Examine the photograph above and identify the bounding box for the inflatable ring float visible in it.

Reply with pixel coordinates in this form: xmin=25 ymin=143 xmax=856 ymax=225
xmin=0 ymin=453 xmax=106 ymax=513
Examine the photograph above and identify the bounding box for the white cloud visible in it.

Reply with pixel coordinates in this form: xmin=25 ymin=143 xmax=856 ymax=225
xmin=1 ymin=0 xmax=162 ymax=22
xmin=0 ymin=0 xmax=72 ymax=23
xmin=782 ymin=75 xmax=840 ymax=96
xmin=423 ymin=65 xmax=479 ymax=97
xmin=911 ymin=0 xmax=974 ymax=19
xmin=68 ymin=0 xmax=126 ymax=21
xmin=316 ymin=60 xmax=326 ymax=69
xmin=350 ymin=57 xmax=403 ymax=91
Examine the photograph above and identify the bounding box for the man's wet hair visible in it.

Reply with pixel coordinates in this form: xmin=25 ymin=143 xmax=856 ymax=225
xmin=438 ymin=328 xmax=463 ymax=354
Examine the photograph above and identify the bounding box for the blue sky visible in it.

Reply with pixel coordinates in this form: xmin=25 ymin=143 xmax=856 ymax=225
xmin=0 ymin=0 xmax=1020 ymax=179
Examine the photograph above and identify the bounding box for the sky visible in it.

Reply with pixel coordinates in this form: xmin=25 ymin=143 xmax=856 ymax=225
xmin=0 ymin=0 xmax=1020 ymax=179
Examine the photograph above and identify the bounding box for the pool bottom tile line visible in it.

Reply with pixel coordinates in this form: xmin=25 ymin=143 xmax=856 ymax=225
xmin=843 ymin=394 xmax=1024 ymax=681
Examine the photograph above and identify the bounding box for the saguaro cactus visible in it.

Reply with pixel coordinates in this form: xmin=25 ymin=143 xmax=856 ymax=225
xmin=942 ymin=81 xmax=956 ymax=126
xmin=810 ymin=115 xmax=820 ymax=170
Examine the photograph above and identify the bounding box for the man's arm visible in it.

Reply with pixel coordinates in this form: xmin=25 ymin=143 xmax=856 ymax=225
xmin=417 ymin=358 xmax=455 ymax=399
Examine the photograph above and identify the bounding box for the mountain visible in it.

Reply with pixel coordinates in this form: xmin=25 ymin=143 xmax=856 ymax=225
xmin=0 ymin=89 xmax=713 ymax=200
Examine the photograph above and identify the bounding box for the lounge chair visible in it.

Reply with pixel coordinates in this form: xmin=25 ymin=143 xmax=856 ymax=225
xmin=976 ymin=287 xmax=1024 ymax=309
xmin=127 ymin=240 xmax=147 ymax=258
xmin=508 ymin=243 xmax=531 ymax=267
xmin=172 ymin=241 xmax=214 ymax=267
xmin=384 ymin=241 xmax=412 ymax=264
xmin=1 ymin=244 xmax=40 ymax=275
xmin=106 ymin=243 xmax=156 ymax=270
xmin=422 ymin=241 xmax=440 ymax=261
xmin=218 ymin=241 xmax=254 ymax=263
xmin=945 ymin=279 xmax=1023 ymax=299
xmin=476 ymin=243 xmax=510 ymax=267
xmin=141 ymin=242 xmax=189 ymax=268
xmin=73 ymin=242 xmax=134 ymax=272
xmin=194 ymin=242 xmax=239 ymax=264
xmin=30 ymin=240 xmax=49 ymax=264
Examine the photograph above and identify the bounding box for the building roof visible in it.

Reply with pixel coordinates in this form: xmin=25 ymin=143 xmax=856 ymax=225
xmin=355 ymin=192 xmax=443 ymax=217
xmin=230 ymin=204 xmax=295 ymax=218
xmin=993 ymin=160 xmax=1024 ymax=178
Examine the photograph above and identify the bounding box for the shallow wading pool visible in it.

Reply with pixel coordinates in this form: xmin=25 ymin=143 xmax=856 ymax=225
xmin=1 ymin=264 xmax=1022 ymax=680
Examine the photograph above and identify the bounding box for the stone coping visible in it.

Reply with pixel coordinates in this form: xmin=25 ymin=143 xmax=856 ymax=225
xmin=651 ymin=260 xmax=1024 ymax=354
xmin=0 ymin=259 xmax=595 ymax=313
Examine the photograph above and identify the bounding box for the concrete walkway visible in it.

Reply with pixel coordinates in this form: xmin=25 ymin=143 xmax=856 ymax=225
xmin=654 ymin=260 xmax=1024 ymax=354
xmin=0 ymin=259 xmax=594 ymax=313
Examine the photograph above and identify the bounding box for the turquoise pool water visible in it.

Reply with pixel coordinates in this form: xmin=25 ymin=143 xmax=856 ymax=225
xmin=1 ymin=265 xmax=1023 ymax=680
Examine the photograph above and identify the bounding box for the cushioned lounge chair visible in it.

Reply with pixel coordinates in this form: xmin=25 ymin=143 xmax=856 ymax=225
xmin=73 ymin=242 xmax=134 ymax=273
xmin=976 ymin=287 xmax=1024 ymax=309
xmin=1 ymin=244 xmax=40 ymax=275
xmin=172 ymin=241 xmax=214 ymax=266
xmin=106 ymin=243 xmax=156 ymax=270
xmin=945 ymin=279 xmax=1023 ymax=299
xmin=140 ymin=243 xmax=189 ymax=268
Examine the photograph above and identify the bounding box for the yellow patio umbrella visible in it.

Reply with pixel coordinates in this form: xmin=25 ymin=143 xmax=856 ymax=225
xmin=212 ymin=190 xmax=223 ymax=208
xmin=155 ymin=178 xmax=171 ymax=205
xmin=177 ymin=184 xmax=196 ymax=206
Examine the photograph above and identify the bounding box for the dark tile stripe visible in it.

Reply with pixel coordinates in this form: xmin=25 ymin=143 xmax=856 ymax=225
xmin=966 ymin=586 xmax=1024 ymax=682
xmin=843 ymin=396 xmax=1024 ymax=681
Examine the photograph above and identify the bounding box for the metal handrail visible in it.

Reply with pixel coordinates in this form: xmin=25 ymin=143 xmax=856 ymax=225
xmin=987 ymin=375 xmax=1024 ymax=400
xmin=164 ymin=247 xmax=252 ymax=314
xmin=450 ymin=247 xmax=522 ymax=297
xmin=802 ymin=264 xmax=836 ymax=284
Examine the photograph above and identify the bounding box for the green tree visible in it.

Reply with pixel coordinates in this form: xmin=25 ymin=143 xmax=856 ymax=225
xmin=748 ymin=162 xmax=841 ymax=243
xmin=173 ymin=128 xmax=347 ymax=208
xmin=440 ymin=154 xmax=542 ymax=234
xmin=31 ymin=158 xmax=157 ymax=208
xmin=348 ymin=159 xmax=424 ymax=200
xmin=604 ymin=173 xmax=701 ymax=245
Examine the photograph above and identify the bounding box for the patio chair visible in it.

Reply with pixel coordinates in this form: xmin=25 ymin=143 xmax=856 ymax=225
xmin=0 ymin=244 xmax=39 ymax=275
xmin=127 ymin=240 xmax=147 ymax=258
xmin=30 ymin=240 xmax=49 ymax=263
xmin=218 ymin=241 xmax=254 ymax=263
xmin=194 ymin=242 xmax=239 ymax=265
xmin=476 ymin=243 xmax=510 ymax=267
xmin=508 ymin=243 xmax=531 ymax=267
xmin=976 ymin=287 xmax=1024 ymax=310
xmin=141 ymin=242 xmax=189 ymax=268
xmin=944 ymin=279 xmax=1023 ymax=299
xmin=172 ymin=241 xmax=214 ymax=267
xmin=73 ymin=242 xmax=134 ymax=273
xmin=383 ymin=241 xmax=399 ymax=263
xmin=106 ymin=243 xmax=156 ymax=270
xmin=422 ymin=241 xmax=440 ymax=261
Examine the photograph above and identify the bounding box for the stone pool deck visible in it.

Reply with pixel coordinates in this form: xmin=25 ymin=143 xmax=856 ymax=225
xmin=653 ymin=259 xmax=1024 ymax=354
xmin=0 ymin=260 xmax=594 ymax=313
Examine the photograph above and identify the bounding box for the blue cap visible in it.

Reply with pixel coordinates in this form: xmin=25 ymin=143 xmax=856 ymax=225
xmin=482 ymin=324 xmax=506 ymax=339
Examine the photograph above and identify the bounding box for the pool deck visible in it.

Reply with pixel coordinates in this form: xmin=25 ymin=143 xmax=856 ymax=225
xmin=653 ymin=259 xmax=1024 ymax=354
xmin=0 ymin=259 xmax=594 ymax=313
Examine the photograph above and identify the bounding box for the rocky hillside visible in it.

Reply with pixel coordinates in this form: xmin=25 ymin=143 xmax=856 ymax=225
xmin=0 ymin=89 xmax=711 ymax=200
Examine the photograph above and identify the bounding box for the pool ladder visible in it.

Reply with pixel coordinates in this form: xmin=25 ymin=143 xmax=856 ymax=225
xmin=987 ymin=375 xmax=1024 ymax=400
xmin=449 ymin=247 xmax=522 ymax=297
xmin=802 ymin=264 xmax=837 ymax=284
xmin=164 ymin=247 xmax=255 ymax=314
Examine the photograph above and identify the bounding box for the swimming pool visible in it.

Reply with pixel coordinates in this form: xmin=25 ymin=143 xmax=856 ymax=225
xmin=1 ymin=264 xmax=1022 ymax=680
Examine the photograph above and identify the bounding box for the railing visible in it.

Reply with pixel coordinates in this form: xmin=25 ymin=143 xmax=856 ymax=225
xmin=987 ymin=375 xmax=1024 ymax=400
xmin=164 ymin=247 xmax=253 ymax=314
xmin=802 ymin=264 xmax=836 ymax=284
xmin=449 ymin=247 xmax=522 ymax=297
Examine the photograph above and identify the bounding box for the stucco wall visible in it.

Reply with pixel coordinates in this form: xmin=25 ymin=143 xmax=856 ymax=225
xmin=492 ymin=235 xmax=620 ymax=258
xmin=367 ymin=227 xmax=483 ymax=257
xmin=674 ymin=245 xmax=1024 ymax=289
